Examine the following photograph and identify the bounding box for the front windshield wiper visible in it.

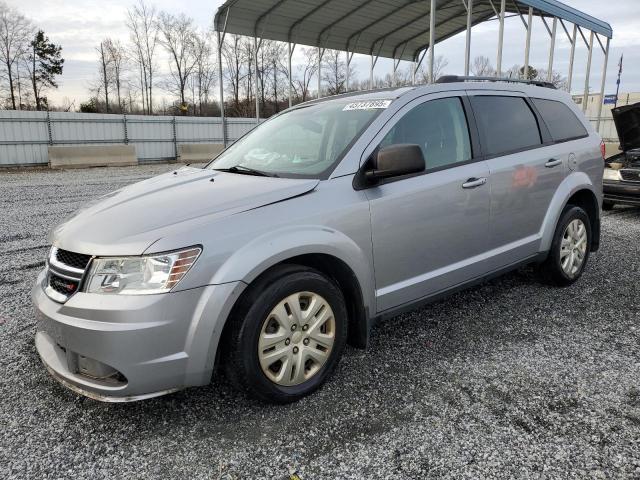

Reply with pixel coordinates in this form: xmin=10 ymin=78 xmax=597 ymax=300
xmin=213 ymin=165 xmax=278 ymax=177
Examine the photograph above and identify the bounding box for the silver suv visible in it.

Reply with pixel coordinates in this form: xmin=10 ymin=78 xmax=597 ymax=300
xmin=32 ymin=79 xmax=604 ymax=403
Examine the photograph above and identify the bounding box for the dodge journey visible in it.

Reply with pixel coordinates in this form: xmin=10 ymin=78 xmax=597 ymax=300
xmin=33 ymin=78 xmax=604 ymax=403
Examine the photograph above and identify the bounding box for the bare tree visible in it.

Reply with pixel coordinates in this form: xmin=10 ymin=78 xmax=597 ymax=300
xmin=0 ymin=2 xmax=32 ymax=109
xmin=97 ymin=40 xmax=111 ymax=112
xmin=322 ymin=49 xmax=355 ymax=96
xmin=189 ymin=31 xmax=216 ymax=115
xmin=416 ymin=55 xmax=448 ymax=84
xmin=241 ymin=36 xmax=255 ymax=116
xmin=265 ymin=41 xmax=286 ymax=113
xmin=221 ymin=34 xmax=244 ymax=112
xmin=537 ymin=68 xmax=568 ymax=90
xmin=158 ymin=11 xmax=197 ymax=112
xmin=293 ymin=47 xmax=318 ymax=102
xmin=104 ymin=38 xmax=126 ymax=112
xmin=127 ymin=0 xmax=158 ymax=114
xmin=471 ymin=55 xmax=495 ymax=77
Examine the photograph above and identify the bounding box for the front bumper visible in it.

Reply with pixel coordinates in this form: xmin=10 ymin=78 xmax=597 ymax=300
xmin=32 ymin=270 xmax=244 ymax=401
xmin=603 ymin=181 xmax=640 ymax=206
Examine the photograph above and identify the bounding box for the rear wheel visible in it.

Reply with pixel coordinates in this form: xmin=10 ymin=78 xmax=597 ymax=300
xmin=222 ymin=265 xmax=347 ymax=403
xmin=539 ymin=205 xmax=591 ymax=286
xmin=602 ymin=200 xmax=615 ymax=211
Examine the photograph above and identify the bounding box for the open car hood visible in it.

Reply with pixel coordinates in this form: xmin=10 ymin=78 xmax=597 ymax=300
xmin=612 ymin=102 xmax=640 ymax=153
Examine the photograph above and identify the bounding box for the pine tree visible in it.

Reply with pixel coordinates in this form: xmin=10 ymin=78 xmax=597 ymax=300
xmin=28 ymin=30 xmax=63 ymax=110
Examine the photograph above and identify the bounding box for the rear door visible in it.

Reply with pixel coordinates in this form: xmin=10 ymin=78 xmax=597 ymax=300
xmin=364 ymin=93 xmax=491 ymax=312
xmin=468 ymin=92 xmax=566 ymax=269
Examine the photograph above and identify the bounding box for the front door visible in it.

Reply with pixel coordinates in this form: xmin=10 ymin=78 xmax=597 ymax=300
xmin=365 ymin=95 xmax=491 ymax=312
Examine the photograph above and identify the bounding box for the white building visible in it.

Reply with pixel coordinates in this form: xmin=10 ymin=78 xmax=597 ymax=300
xmin=572 ymin=92 xmax=640 ymax=143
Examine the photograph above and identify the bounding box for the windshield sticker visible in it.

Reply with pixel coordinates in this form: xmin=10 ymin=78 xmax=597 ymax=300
xmin=343 ymin=100 xmax=392 ymax=111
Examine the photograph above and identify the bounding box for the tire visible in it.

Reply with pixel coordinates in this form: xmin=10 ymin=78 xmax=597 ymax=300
xmin=222 ymin=265 xmax=348 ymax=403
xmin=602 ymin=200 xmax=615 ymax=211
xmin=539 ymin=205 xmax=592 ymax=286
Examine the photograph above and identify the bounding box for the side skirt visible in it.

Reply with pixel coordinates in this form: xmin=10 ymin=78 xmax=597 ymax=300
xmin=371 ymin=252 xmax=547 ymax=326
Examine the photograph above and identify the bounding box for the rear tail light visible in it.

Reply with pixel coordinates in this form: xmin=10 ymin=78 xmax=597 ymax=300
xmin=600 ymin=140 xmax=606 ymax=160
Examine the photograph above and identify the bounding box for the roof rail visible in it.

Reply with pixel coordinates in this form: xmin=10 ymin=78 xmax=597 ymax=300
xmin=436 ymin=75 xmax=557 ymax=89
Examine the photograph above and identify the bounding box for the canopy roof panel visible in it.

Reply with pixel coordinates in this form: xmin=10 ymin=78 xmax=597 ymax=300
xmin=214 ymin=0 xmax=612 ymax=62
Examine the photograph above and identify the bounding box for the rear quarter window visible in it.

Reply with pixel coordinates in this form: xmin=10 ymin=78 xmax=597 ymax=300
xmin=531 ymin=98 xmax=588 ymax=142
xmin=470 ymin=95 xmax=542 ymax=157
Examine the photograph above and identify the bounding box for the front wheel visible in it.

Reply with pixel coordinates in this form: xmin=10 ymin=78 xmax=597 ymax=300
xmin=222 ymin=265 xmax=347 ymax=403
xmin=602 ymin=200 xmax=615 ymax=211
xmin=539 ymin=205 xmax=592 ymax=286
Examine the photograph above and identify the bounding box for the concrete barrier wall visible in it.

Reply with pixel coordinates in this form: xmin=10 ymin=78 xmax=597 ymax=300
xmin=48 ymin=145 xmax=137 ymax=169
xmin=177 ymin=143 xmax=225 ymax=164
xmin=0 ymin=111 xmax=258 ymax=167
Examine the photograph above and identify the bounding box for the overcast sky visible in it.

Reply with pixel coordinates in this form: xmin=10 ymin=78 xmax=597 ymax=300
xmin=9 ymin=0 xmax=640 ymax=107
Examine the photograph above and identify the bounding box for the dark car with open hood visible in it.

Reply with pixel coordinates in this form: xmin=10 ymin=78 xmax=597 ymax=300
xmin=603 ymin=102 xmax=640 ymax=209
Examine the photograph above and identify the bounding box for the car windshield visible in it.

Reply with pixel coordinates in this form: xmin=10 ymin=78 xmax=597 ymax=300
xmin=206 ymin=99 xmax=390 ymax=179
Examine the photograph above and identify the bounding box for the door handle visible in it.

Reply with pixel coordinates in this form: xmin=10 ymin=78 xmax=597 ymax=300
xmin=545 ymin=158 xmax=562 ymax=168
xmin=461 ymin=177 xmax=487 ymax=189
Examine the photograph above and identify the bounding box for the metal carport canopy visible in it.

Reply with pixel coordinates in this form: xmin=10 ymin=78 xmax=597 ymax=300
xmin=213 ymin=0 xmax=612 ymax=62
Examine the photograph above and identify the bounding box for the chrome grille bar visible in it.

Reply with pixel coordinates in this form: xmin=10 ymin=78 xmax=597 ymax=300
xmin=44 ymin=247 xmax=92 ymax=303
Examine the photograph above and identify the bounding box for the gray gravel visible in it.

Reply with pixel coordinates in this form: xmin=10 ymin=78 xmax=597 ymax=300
xmin=1 ymin=165 xmax=639 ymax=479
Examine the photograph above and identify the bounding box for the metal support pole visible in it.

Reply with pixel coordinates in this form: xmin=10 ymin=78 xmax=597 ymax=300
xmin=346 ymin=51 xmax=349 ymax=91
xmin=46 ymin=110 xmax=53 ymax=146
xmin=497 ymin=0 xmax=505 ymax=76
xmin=428 ymin=0 xmax=436 ymax=83
xmin=216 ymin=30 xmax=227 ymax=146
xmin=412 ymin=61 xmax=417 ymax=85
xmin=567 ymin=24 xmax=577 ymax=93
xmin=392 ymin=59 xmax=397 ymax=86
xmin=523 ymin=7 xmax=533 ymax=79
xmin=369 ymin=54 xmax=374 ymax=89
xmin=123 ymin=114 xmax=128 ymax=145
xmin=464 ymin=0 xmax=473 ymax=76
xmin=582 ymin=30 xmax=594 ymax=113
xmin=172 ymin=116 xmax=177 ymax=161
xmin=317 ymin=46 xmax=322 ymax=99
xmin=547 ymin=17 xmax=557 ymax=81
xmin=596 ymin=37 xmax=610 ymax=132
xmin=346 ymin=50 xmax=353 ymax=92
xmin=288 ymin=42 xmax=293 ymax=108
xmin=254 ymin=36 xmax=260 ymax=123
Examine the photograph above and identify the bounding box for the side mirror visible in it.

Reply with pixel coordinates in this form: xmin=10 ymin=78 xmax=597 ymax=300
xmin=365 ymin=144 xmax=425 ymax=182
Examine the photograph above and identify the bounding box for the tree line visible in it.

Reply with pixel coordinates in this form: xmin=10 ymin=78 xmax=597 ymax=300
xmin=84 ymin=1 xmax=454 ymax=117
xmin=0 ymin=0 xmax=567 ymax=117
xmin=0 ymin=1 xmax=63 ymax=111
xmin=470 ymin=55 xmax=567 ymax=89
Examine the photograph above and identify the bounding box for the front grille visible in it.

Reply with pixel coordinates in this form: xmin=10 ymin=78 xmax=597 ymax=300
xmin=55 ymin=249 xmax=91 ymax=270
xmin=45 ymin=247 xmax=92 ymax=303
xmin=49 ymin=274 xmax=79 ymax=296
xmin=620 ymin=169 xmax=640 ymax=182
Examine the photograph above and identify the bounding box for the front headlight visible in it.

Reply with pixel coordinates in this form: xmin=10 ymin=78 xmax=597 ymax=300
xmin=603 ymin=168 xmax=622 ymax=181
xmin=84 ymin=247 xmax=201 ymax=295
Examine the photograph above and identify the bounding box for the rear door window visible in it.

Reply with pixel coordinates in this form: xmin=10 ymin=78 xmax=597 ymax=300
xmin=532 ymin=98 xmax=588 ymax=142
xmin=470 ymin=95 xmax=542 ymax=156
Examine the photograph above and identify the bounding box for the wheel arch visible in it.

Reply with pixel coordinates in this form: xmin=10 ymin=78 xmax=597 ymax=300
xmin=218 ymin=253 xmax=370 ymax=360
xmin=209 ymin=226 xmax=375 ymax=371
xmin=540 ymin=173 xmax=601 ymax=253
xmin=565 ymin=189 xmax=600 ymax=251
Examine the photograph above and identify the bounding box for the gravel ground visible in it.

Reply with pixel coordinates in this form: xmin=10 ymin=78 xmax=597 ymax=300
xmin=1 ymin=165 xmax=639 ymax=479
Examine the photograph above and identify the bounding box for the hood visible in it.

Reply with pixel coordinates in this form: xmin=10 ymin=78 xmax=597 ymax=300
xmin=612 ymin=102 xmax=640 ymax=152
xmin=51 ymin=167 xmax=319 ymax=255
